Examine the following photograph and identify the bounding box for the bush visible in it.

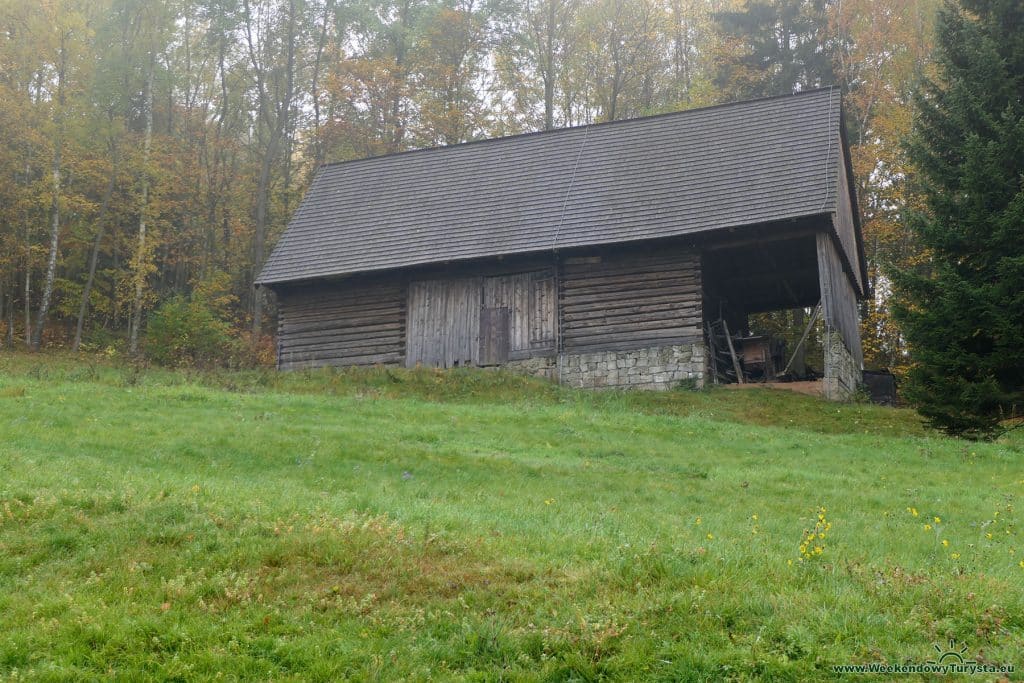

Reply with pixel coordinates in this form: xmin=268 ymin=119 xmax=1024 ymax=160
xmin=145 ymin=296 xmax=239 ymax=368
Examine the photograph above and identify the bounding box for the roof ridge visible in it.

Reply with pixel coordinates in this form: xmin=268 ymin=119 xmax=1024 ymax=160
xmin=317 ymin=87 xmax=839 ymax=171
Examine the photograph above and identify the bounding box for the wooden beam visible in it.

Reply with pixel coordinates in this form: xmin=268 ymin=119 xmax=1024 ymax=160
xmin=721 ymin=318 xmax=744 ymax=385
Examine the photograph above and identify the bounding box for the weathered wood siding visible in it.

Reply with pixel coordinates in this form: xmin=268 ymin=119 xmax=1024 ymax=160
xmin=275 ymin=277 xmax=405 ymax=369
xmin=559 ymin=247 xmax=702 ymax=354
xmin=406 ymin=278 xmax=481 ymax=367
xmin=817 ymin=232 xmax=863 ymax=367
xmin=273 ymin=247 xmax=704 ymax=371
xmin=833 ymin=143 xmax=864 ymax=294
xmin=483 ymin=270 xmax=556 ymax=359
xmin=405 ymin=269 xmax=556 ymax=368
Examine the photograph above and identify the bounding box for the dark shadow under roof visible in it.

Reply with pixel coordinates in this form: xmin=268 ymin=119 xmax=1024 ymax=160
xmin=258 ymin=88 xmax=855 ymax=286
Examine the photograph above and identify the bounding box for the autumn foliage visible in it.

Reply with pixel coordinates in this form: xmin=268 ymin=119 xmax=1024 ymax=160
xmin=0 ymin=0 xmax=943 ymax=380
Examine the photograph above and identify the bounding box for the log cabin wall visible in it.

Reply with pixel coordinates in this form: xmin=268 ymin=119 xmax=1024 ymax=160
xmin=273 ymin=254 xmax=561 ymax=372
xmin=274 ymin=275 xmax=406 ymax=370
xmin=559 ymin=245 xmax=703 ymax=354
xmin=557 ymin=244 xmax=706 ymax=389
xmin=271 ymin=243 xmax=706 ymax=389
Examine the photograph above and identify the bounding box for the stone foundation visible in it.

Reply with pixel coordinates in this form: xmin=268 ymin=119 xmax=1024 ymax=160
xmin=396 ymin=343 xmax=708 ymax=391
xmin=822 ymin=331 xmax=860 ymax=400
xmin=558 ymin=343 xmax=705 ymax=390
xmin=502 ymin=355 xmax=559 ymax=380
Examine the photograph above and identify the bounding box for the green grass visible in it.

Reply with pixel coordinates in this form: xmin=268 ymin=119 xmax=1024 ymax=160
xmin=0 ymin=353 xmax=1021 ymax=681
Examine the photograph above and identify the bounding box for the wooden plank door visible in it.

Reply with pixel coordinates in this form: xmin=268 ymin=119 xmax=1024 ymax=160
xmin=478 ymin=307 xmax=510 ymax=366
xmin=405 ymin=278 xmax=481 ymax=368
xmin=483 ymin=270 xmax=555 ymax=359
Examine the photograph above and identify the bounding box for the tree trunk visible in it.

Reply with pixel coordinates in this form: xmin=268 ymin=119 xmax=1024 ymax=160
xmin=73 ymin=144 xmax=118 ymax=351
xmin=544 ymin=0 xmax=555 ymax=130
xmin=5 ymin=290 xmax=13 ymax=349
xmin=129 ymin=50 xmax=155 ymax=356
xmin=31 ymin=32 xmax=67 ymax=351
xmin=250 ymin=145 xmax=273 ymax=337
xmin=251 ymin=0 xmax=297 ymax=339
xmin=310 ymin=0 xmax=334 ymax=165
xmin=390 ymin=0 xmax=410 ymax=152
xmin=23 ymin=244 xmax=30 ymax=348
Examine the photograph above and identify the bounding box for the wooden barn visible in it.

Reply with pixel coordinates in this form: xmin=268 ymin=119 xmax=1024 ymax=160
xmin=257 ymin=88 xmax=866 ymax=399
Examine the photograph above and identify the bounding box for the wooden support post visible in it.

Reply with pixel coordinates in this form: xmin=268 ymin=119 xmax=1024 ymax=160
xmin=721 ymin=318 xmax=744 ymax=385
xmin=782 ymin=301 xmax=821 ymax=376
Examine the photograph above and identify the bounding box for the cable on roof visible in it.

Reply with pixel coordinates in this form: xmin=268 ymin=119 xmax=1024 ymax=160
xmin=551 ymin=124 xmax=590 ymax=250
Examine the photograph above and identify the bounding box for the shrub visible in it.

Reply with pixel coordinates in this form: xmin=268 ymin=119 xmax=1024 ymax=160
xmin=145 ymin=296 xmax=238 ymax=368
xmin=232 ymin=331 xmax=277 ymax=368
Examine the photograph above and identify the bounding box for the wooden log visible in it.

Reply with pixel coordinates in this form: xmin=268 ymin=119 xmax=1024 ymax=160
xmin=280 ymin=340 xmax=404 ymax=357
xmin=561 ymin=303 xmax=700 ymax=324
xmin=560 ymin=263 xmax=699 ymax=287
xmin=280 ymin=321 xmax=405 ymax=343
xmin=280 ymin=313 xmax=403 ymax=335
xmin=281 ymin=350 xmax=403 ymax=368
xmin=564 ymin=322 xmax=700 ymax=341
xmin=561 ymin=276 xmax=699 ymax=297
xmin=563 ymin=331 xmax=703 ymax=352
xmin=561 ymin=287 xmax=700 ymax=309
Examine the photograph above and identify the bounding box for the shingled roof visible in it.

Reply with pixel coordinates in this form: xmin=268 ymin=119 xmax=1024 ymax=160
xmin=258 ymin=88 xmax=862 ymax=287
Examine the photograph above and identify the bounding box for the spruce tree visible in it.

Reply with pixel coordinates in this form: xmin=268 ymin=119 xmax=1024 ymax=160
xmin=894 ymin=0 xmax=1024 ymax=439
xmin=714 ymin=0 xmax=835 ymax=99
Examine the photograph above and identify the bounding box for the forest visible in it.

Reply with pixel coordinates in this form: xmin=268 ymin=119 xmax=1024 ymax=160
xmin=0 ymin=0 xmax=938 ymax=369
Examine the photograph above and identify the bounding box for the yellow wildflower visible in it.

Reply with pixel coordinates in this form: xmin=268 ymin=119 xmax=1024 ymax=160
xmin=706 ymin=533 xmax=714 ymax=540
xmin=924 ymin=524 xmax=932 ymax=531
xmin=951 ymin=553 xmax=960 ymax=560
xmin=934 ymin=516 xmax=941 ymax=523
xmin=942 ymin=539 xmax=950 ymax=547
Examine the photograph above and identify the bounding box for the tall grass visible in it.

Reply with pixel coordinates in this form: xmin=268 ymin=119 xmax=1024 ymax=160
xmin=0 ymin=352 xmax=1021 ymax=680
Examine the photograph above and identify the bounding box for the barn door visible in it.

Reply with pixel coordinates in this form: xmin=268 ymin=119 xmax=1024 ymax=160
xmin=406 ymin=271 xmax=553 ymax=368
xmin=405 ymin=278 xmax=481 ymax=368
xmin=483 ymin=270 xmax=555 ymax=359
xmin=478 ymin=307 xmax=510 ymax=365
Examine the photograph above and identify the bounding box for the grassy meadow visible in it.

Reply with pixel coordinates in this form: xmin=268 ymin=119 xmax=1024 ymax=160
xmin=0 ymin=353 xmax=1022 ymax=680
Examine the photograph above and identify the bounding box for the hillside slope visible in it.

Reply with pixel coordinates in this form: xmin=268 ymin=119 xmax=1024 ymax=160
xmin=0 ymin=355 xmax=1021 ymax=680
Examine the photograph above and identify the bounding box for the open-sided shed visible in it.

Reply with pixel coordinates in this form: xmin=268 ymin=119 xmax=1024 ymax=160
xmin=257 ymin=88 xmax=866 ymax=398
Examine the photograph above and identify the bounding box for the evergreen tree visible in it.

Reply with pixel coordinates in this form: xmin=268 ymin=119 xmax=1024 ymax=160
xmin=713 ymin=0 xmax=834 ymax=99
xmin=894 ymin=0 xmax=1024 ymax=439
